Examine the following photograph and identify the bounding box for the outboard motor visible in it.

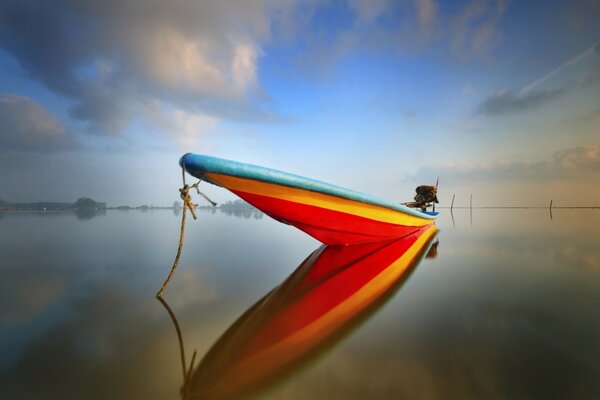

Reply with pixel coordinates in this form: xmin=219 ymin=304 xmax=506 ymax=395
xmin=414 ymin=185 xmax=438 ymax=204
xmin=414 ymin=185 xmax=439 ymax=212
xmin=403 ymin=178 xmax=439 ymax=212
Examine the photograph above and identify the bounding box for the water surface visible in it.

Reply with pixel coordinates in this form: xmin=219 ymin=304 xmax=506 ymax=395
xmin=1 ymin=208 xmax=599 ymax=399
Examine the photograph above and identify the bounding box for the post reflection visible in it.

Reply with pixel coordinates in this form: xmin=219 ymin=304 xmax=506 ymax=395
xmin=163 ymin=225 xmax=438 ymax=399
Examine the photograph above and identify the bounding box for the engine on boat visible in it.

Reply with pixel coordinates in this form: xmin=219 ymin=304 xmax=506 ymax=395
xmin=405 ymin=185 xmax=439 ymax=212
xmin=414 ymin=185 xmax=438 ymax=205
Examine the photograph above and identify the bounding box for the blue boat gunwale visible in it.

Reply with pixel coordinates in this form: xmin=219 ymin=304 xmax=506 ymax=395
xmin=181 ymin=153 xmax=438 ymax=220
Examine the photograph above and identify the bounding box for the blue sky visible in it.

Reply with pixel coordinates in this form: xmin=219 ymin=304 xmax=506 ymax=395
xmin=1 ymin=0 xmax=599 ymax=206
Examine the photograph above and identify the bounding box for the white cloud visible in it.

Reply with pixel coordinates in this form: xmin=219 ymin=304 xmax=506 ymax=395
xmin=0 ymin=0 xmax=296 ymax=137
xmin=139 ymin=101 xmax=217 ymax=147
xmin=0 ymin=93 xmax=76 ymax=152
xmin=170 ymin=110 xmax=217 ymax=147
xmin=348 ymin=0 xmax=391 ymax=23
xmin=412 ymin=145 xmax=600 ymax=184
xmin=137 ymin=29 xmax=225 ymax=95
xmin=232 ymin=42 xmax=261 ymax=92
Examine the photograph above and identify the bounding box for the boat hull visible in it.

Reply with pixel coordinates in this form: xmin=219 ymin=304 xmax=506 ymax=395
xmin=182 ymin=154 xmax=438 ymax=245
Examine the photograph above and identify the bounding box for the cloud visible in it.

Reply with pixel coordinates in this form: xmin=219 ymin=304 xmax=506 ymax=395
xmin=0 ymin=0 xmax=512 ymax=136
xmin=347 ymin=0 xmax=392 ymax=23
xmin=449 ymin=0 xmax=507 ymax=57
xmin=0 ymin=0 xmax=291 ymax=137
xmin=552 ymin=145 xmax=600 ymax=172
xmin=294 ymin=0 xmax=507 ymax=79
xmin=142 ymin=102 xmax=217 ymax=147
xmin=0 ymin=93 xmax=76 ymax=152
xmin=412 ymin=145 xmax=600 ymax=184
xmin=476 ymin=41 xmax=600 ymax=117
xmin=476 ymin=89 xmax=565 ymax=116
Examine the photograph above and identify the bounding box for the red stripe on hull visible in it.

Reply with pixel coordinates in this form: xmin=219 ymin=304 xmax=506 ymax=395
xmin=232 ymin=190 xmax=433 ymax=245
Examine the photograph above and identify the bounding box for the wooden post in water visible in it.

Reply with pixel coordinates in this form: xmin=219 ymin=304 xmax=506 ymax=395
xmin=450 ymin=194 xmax=455 ymax=211
xmin=550 ymin=199 xmax=553 ymax=220
xmin=470 ymin=194 xmax=473 ymax=226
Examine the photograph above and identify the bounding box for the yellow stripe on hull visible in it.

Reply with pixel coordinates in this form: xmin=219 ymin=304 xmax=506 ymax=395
xmin=206 ymin=173 xmax=431 ymax=227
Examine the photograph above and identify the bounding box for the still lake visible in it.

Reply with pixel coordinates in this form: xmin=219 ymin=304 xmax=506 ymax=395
xmin=1 ymin=208 xmax=599 ymax=399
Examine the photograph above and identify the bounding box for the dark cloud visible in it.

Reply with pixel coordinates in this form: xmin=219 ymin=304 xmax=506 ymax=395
xmin=0 ymin=0 xmax=293 ymax=136
xmin=411 ymin=145 xmax=600 ymax=184
xmin=0 ymin=0 xmax=513 ymax=136
xmin=476 ymin=88 xmax=565 ymax=116
xmin=0 ymin=93 xmax=76 ymax=152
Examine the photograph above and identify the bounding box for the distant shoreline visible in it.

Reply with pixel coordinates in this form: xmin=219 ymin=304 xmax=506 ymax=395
xmin=1 ymin=206 xmax=597 ymax=212
xmin=0 ymin=197 xmax=106 ymax=211
xmin=1 ymin=196 xmax=598 ymax=212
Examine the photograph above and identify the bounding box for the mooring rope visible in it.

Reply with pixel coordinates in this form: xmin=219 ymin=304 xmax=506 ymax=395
xmin=156 ymin=292 xmax=199 ymax=399
xmin=156 ymin=159 xmax=216 ymax=297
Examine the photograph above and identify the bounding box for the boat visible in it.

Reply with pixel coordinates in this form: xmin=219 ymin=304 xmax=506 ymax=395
xmin=184 ymin=225 xmax=439 ymax=399
xmin=180 ymin=153 xmax=438 ymax=246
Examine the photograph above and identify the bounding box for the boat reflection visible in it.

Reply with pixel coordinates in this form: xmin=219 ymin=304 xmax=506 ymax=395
xmin=173 ymin=225 xmax=438 ymax=399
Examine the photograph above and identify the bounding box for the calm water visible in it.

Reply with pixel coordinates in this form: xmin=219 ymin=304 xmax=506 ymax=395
xmin=1 ymin=208 xmax=599 ymax=399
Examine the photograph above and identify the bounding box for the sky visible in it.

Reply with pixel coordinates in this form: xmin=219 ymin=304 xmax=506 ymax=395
xmin=0 ymin=0 xmax=599 ymax=207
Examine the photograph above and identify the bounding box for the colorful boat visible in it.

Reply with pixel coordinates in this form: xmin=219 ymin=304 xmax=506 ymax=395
xmin=184 ymin=225 xmax=439 ymax=399
xmin=180 ymin=154 xmax=438 ymax=245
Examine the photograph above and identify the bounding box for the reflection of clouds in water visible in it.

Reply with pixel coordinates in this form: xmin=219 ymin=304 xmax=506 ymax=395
xmin=0 ymin=266 xmax=70 ymax=325
xmin=0 ymin=283 xmax=180 ymax=399
xmin=163 ymin=268 xmax=218 ymax=308
xmin=275 ymin=351 xmax=502 ymax=399
xmin=441 ymin=227 xmax=600 ymax=273
xmin=0 ymin=273 xmax=248 ymax=400
xmin=264 ymin=220 xmax=600 ymax=399
xmin=560 ymin=245 xmax=599 ymax=271
xmin=274 ymin=296 xmax=600 ymax=399
xmin=1 ymin=210 xmax=599 ymax=398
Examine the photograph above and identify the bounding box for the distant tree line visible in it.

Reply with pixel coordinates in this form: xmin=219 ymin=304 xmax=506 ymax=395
xmin=219 ymin=199 xmax=254 ymax=211
xmin=0 ymin=197 xmax=106 ymax=211
xmin=219 ymin=199 xmax=263 ymax=219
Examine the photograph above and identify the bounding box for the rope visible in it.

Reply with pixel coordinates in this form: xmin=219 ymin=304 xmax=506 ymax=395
xmin=155 ymin=184 xmax=191 ymax=297
xmin=156 ymin=294 xmax=198 ymax=400
xmin=156 ymin=158 xmax=216 ymax=297
xmin=156 ymin=295 xmax=189 ymax=382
